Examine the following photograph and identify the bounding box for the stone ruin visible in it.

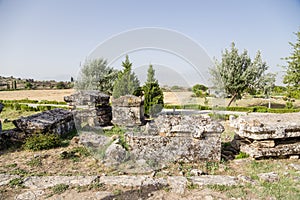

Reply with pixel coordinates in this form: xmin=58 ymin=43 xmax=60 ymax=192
xmin=13 ymin=108 xmax=75 ymax=136
xmin=64 ymin=91 xmax=112 ymax=127
xmin=231 ymin=112 xmax=300 ymax=159
xmin=111 ymin=95 xmax=145 ymax=127
xmin=125 ymin=114 xmax=224 ymax=164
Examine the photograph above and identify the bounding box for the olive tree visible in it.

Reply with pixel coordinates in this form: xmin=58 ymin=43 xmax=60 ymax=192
xmin=75 ymin=58 xmax=118 ymax=95
xmin=210 ymin=42 xmax=275 ymax=106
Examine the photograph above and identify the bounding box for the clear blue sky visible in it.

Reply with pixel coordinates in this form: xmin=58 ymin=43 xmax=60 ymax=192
xmin=0 ymin=0 xmax=299 ymax=85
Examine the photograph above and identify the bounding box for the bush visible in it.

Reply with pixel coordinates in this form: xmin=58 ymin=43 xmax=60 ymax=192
xmin=235 ymin=152 xmax=249 ymax=159
xmin=286 ymin=102 xmax=294 ymax=109
xmin=209 ymin=113 xmax=229 ymax=120
xmin=226 ymin=106 xmax=254 ymax=112
xmin=253 ymin=106 xmax=268 ymax=113
xmin=13 ymin=103 xmax=21 ymax=110
xmin=23 ymin=134 xmax=63 ymax=151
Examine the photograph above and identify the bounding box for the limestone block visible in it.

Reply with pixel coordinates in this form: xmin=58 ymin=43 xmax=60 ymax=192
xmin=111 ymin=95 xmax=144 ymax=126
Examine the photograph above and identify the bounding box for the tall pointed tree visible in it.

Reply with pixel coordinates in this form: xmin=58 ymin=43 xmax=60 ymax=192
xmin=112 ymin=55 xmax=140 ymax=98
xmin=143 ymin=64 xmax=164 ymax=117
xmin=283 ymin=30 xmax=300 ymax=98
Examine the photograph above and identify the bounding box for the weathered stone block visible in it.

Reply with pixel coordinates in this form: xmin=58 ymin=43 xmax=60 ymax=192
xmin=125 ymin=114 xmax=224 ymax=163
xmin=64 ymin=91 xmax=110 ymax=108
xmin=231 ymin=113 xmax=300 ymax=159
xmin=13 ymin=108 xmax=75 ymax=135
xmin=65 ymin=91 xmax=112 ymax=127
xmin=111 ymin=95 xmax=144 ymax=126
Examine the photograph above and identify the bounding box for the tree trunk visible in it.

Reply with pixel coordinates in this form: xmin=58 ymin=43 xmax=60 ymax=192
xmin=227 ymin=93 xmax=237 ymax=107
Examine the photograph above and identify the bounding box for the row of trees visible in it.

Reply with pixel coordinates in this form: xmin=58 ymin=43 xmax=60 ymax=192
xmin=76 ymin=29 xmax=299 ymax=109
xmin=76 ymin=55 xmax=164 ymax=116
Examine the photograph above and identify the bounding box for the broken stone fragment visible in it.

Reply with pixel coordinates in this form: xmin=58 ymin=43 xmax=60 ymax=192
xmin=258 ymin=172 xmax=279 ymax=183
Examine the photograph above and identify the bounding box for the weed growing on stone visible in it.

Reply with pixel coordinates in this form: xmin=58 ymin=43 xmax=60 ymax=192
xmin=51 ymin=184 xmax=69 ymax=195
xmin=10 ymin=168 xmax=29 ymax=176
xmin=186 ymin=182 xmax=199 ymax=190
xmin=60 ymin=146 xmax=91 ymax=162
xmin=235 ymin=152 xmax=249 ymax=159
xmin=205 ymin=161 xmax=219 ymax=175
xmin=8 ymin=178 xmax=24 ymax=188
xmin=103 ymin=126 xmax=129 ymax=150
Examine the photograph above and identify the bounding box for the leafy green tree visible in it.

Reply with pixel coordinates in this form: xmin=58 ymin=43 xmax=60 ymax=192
xmin=75 ymin=58 xmax=118 ymax=95
xmin=112 ymin=55 xmax=140 ymax=98
xmin=25 ymin=82 xmax=33 ymax=90
xmin=143 ymin=65 xmax=164 ymax=116
xmin=210 ymin=42 xmax=275 ymax=106
xmin=56 ymin=81 xmax=67 ymax=89
xmin=192 ymin=84 xmax=208 ymax=97
xmin=283 ymin=30 xmax=300 ymax=98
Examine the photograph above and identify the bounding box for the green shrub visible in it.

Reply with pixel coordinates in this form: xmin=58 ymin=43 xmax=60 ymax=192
xmin=23 ymin=134 xmax=63 ymax=151
xmin=226 ymin=106 xmax=254 ymax=112
xmin=235 ymin=152 xmax=250 ymax=159
xmin=36 ymin=105 xmax=52 ymax=111
xmin=103 ymin=126 xmax=128 ymax=150
xmin=267 ymin=108 xmax=300 ymax=113
xmin=13 ymin=103 xmax=21 ymax=110
xmin=39 ymin=100 xmax=67 ymax=105
xmin=285 ymin=102 xmax=293 ymax=109
xmin=253 ymin=106 xmax=268 ymax=113
xmin=60 ymin=147 xmax=90 ymax=162
xmin=287 ymin=90 xmax=300 ymax=99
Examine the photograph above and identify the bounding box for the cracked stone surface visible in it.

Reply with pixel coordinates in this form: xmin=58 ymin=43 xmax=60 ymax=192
xmin=23 ymin=176 xmax=98 ymax=189
xmin=190 ymin=175 xmax=238 ymax=186
xmin=0 ymin=174 xmax=20 ymax=186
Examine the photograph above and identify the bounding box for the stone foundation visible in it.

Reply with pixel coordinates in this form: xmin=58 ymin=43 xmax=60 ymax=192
xmin=231 ymin=112 xmax=300 ymax=159
xmin=125 ymin=114 xmax=224 ymax=163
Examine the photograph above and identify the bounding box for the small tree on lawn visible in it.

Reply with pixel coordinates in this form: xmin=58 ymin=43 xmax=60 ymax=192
xmin=210 ymin=42 xmax=275 ymax=106
xmin=192 ymin=84 xmax=208 ymax=97
xmin=112 ymin=55 xmax=140 ymax=98
xmin=283 ymin=30 xmax=300 ymax=99
xmin=143 ymin=64 xmax=164 ymax=117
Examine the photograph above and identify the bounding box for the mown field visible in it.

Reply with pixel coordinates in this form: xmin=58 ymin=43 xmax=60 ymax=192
xmin=1 ymin=89 xmax=300 ymax=108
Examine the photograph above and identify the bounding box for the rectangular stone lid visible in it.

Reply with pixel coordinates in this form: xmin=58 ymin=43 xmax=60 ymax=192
xmin=13 ymin=108 xmax=73 ymax=131
xmin=232 ymin=112 xmax=300 ymax=140
xmin=64 ymin=91 xmax=110 ymax=105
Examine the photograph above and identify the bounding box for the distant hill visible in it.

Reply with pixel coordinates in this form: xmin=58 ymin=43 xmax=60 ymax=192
xmin=0 ymin=76 xmax=73 ymax=91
